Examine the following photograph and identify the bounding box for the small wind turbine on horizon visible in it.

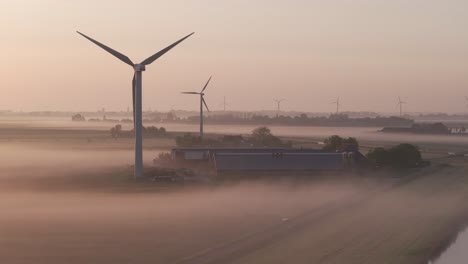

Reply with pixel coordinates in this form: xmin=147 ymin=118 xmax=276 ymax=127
xmin=182 ymin=76 xmax=212 ymax=139
xmin=397 ymin=96 xmax=407 ymax=117
xmin=331 ymin=97 xmax=341 ymax=114
xmin=465 ymin=96 xmax=468 ymax=108
xmin=274 ymin=99 xmax=285 ymax=117
xmin=219 ymin=96 xmax=230 ymax=112
xmin=77 ymin=31 xmax=194 ymax=179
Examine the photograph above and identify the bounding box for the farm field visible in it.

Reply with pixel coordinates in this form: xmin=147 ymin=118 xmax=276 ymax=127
xmin=0 ymin=120 xmax=468 ymax=264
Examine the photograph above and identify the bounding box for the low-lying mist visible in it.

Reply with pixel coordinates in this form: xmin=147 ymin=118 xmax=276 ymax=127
xmin=0 ymin=143 xmax=374 ymax=263
xmin=1 ymin=134 xmax=467 ymax=264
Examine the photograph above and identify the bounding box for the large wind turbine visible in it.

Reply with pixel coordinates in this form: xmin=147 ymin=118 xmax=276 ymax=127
xmin=274 ymin=99 xmax=285 ymax=117
xmin=77 ymin=31 xmax=194 ymax=179
xmin=182 ymin=76 xmax=212 ymax=139
xmin=331 ymin=97 xmax=341 ymax=114
xmin=397 ymin=96 xmax=407 ymax=117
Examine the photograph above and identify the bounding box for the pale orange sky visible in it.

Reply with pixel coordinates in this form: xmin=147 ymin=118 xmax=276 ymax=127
xmin=0 ymin=0 xmax=467 ymax=113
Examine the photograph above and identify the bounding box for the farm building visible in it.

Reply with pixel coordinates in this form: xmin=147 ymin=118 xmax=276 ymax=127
xmin=169 ymin=148 xmax=365 ymax=177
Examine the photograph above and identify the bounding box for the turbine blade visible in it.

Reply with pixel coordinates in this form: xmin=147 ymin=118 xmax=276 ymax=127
xmin=202 ymin=97 xmax=210 ymax=112
xmin=132 ymin=74 xmax=136 ymax=129
xmin=140 ymin=32 xmax=194 ymax=66
xmin=77 ymin=31 xmax=134 ymax=66
xmin=201 ymin=76 xmax=212 ymax=93
xmin=181 ymin=92 xmax=200 ymax=94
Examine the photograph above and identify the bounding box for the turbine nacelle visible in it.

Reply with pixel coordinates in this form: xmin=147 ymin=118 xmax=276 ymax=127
xmin=133 ymin=64 xmax=146 ymax=72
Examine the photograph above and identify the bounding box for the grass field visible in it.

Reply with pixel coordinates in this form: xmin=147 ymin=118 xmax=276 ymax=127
xmin=0 ymin=121 xmax=467 ymax=264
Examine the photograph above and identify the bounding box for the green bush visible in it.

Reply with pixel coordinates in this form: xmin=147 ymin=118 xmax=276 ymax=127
xmin=367 ymin=143 xmax=422 ymax=168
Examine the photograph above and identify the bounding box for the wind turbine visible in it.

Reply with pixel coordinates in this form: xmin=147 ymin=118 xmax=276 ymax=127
xmin=331 ymin=97 xmax=341 ymax=114
xmin=219 ymin=96 xmax=230 ymax=112
xmin=397 ymin=96 xmax=407 ymax=117
xmin=274 ymin=99 xmax=285 ymax=117
xmin=182 ymin=76 xmax=212 ymax=139
xmin=465 ymin=96 xmax=468 ymax=108
xmin=77 ymin=31 xmax=194 ymax=179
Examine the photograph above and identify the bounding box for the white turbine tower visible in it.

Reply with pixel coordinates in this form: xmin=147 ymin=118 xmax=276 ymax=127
xmin=397 ymin=96 xmax=407 ymax=117
xmin=182 ymin=76 xmax=212 ymax=139
xmin=77 ymin=31 xmax=194 ymax=179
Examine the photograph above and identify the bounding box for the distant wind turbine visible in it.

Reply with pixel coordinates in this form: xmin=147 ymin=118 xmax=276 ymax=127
xmin=397 ymin=96 xmax=407 ymax=117
xmin=219 ymin=96 xmax=230 ymax=112
xmin=465 ymin=96 xmax=468 ymax=108
xmin=77 ymin=31 xmax=194 ymax=179
xmin=331 ymin=97 xmax=341 ymax=113
xmin=182 ymin=76 xmax=212 ymax=139
xmin=274 ymin=99 xmax=285 ymax=117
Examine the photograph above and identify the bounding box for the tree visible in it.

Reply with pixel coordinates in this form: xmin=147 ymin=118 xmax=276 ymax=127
xmin=367 ymin=143 xmax=422 ymax=168
xmin=71 ymin=113 xmax=86 ymax=122
xmin=323 ymin=135 xmax=359 ymax=151
xmin=115 ymin=124 xmax=122 ymax=133
xmin=388 ymin=143 xmax=422 ymax=168
xmin=366 ymin=147 xmax=390 ymax=167
xmin=110 ymin=124 xmax=122 ymax=138
xmin=251 ymin=126 xmax=272 ymax=142
xmin=323 ymin=135 xmax=343 ymax=151
xmin=250 ymin=126 xmax=284 ymax=147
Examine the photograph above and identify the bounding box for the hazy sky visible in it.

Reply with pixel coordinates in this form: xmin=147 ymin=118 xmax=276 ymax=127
xmin=1 ymin=0 xmax=467 ymax=113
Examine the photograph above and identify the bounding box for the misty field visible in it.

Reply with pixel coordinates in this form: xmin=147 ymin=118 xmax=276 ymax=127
xmin=1 ymin=122 xmax=468 ymax=264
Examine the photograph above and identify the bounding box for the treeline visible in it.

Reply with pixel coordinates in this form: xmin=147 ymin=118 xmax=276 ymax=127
xmin=382 ymin=122 xmax=453 ymax=135
xmin=322 ymin=135 xmax=425 ymax=169
xmin=176 ymin=126 xmax=292 ymax=148
xmin=181 ymin=113 xmax=413 ymax=127
xmin=110 ymin=124 xmax=167 ymax=138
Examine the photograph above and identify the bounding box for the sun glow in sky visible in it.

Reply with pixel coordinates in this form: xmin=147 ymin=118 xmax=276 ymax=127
xmin=0 ymin=0 xmax=467 ymax=113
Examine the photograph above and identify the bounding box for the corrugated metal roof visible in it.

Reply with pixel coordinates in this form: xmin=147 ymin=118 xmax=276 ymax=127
xmin=213 ymin=152 xmax=347 ymax=171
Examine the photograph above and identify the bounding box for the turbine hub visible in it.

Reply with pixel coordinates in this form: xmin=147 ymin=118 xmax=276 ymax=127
xmin=133 ymin=64 xmax=146 ymax=72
